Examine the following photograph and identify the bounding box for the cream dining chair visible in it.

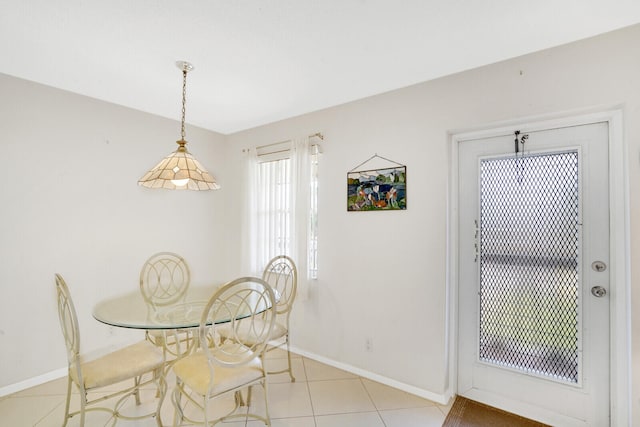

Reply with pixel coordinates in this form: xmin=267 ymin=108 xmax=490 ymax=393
xmin=260 ymin=255 xmax=298 ymax=381
xmin=140 ymin=251 xmax=193 ymax=358
xmin=55 ymin=273 xmax=166 ymax=427
xmin=217 ymin=255 xmax=298 ymax=382
xmin=215 ymin=255 xmax=298 ymax=382
xmin=171 ymin=276 xmax=277 ymax=426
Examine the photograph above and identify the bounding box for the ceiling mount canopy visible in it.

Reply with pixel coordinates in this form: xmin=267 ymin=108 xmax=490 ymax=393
xmin=138 ymin=61 xmax=220 ymax=191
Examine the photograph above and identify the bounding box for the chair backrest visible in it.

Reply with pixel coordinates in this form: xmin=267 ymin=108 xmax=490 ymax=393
xmin=55 ymin=274 xmax=83 ymax=381
xmin=200 ymin=277 xmax=276 ymax=367
xmin=262 ymin=255 xmax=297 ymax=315
xmin=139 ymin=252 xmax=190 ymax=308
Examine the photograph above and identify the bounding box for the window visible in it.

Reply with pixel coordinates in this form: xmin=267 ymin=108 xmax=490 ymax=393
xmin=247 ymin=138 xmax=319 ymax=279
xmin=255 ymin=157 xmax=292 ymax=264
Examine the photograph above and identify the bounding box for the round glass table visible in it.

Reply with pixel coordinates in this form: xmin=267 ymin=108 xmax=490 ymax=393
xmin=93 ymin=285 xmax=218 ymax=330
xmin=93 ymin=284 xmax=279 ymax=330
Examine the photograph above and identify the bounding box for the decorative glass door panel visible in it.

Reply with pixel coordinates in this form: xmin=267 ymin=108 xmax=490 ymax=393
xmin=478 ymin=152 xmax=579 ymax=383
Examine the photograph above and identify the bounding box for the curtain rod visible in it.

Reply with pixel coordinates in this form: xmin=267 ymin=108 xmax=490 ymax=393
xmin=255 ymin=132 xmax=323 ymax=151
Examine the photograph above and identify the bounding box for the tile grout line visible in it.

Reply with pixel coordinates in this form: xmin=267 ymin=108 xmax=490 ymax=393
xmin=359 ymin=376 xmax=389 ymax=427
xmin=300 ymin=357 xmax=319 ymax=427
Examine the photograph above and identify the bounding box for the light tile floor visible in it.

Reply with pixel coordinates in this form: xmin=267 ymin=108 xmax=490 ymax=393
xmin=0 ymin=349 xmax=452 ymax=426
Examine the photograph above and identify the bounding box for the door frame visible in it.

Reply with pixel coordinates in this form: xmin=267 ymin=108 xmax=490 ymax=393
xmin=446 ymin=108 xmax=630 ymax=425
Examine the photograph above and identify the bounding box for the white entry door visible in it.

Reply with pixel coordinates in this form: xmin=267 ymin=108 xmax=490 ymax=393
xmin=457 ymin=122 xmax=610 ymax=426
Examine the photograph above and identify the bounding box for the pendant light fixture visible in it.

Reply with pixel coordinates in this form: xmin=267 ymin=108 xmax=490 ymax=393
xmin=138 ymin=61 xmax=220 ymax=190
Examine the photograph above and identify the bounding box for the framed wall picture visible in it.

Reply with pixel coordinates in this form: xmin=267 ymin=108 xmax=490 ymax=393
xmin=347 ymin=165 xmax=406 ymax=211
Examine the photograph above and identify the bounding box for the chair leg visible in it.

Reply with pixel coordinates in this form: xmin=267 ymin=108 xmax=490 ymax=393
xmin=235 ymin=389 xmax=246 ymax=406
xmin=262 ymin=380 xmax=272 ymax=426
xmin=61 ymin=376 xmax=72 ymax=427
xmin=154 ymin=368 xmax=166 ymax=427
xmin=172 ymin=382 xmax=185 ymax=427
xmin=285 ymin=336 xmax=296 ymax=382
xmin=79 ymin=390 xmax=87 ymax=427
xmin=134 ymin=375 xmax=142 ymax=405
xmin=203 ymin=394 xmax=210 ymax=427
xmin=246 ymin=387 xmax=253 ymax=406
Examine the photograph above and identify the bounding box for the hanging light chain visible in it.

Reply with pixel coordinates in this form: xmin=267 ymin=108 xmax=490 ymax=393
xmin=180 ymin=68 xmax=187 ymax=141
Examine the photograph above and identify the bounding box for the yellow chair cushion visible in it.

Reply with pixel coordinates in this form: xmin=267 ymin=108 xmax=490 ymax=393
xmin=218 ymin=320 xmax=287 ymax=345
xmin=72 ymin=341 xmax=164 ymax=389
xmin=173 ymin=350 xmax=263 ymax=396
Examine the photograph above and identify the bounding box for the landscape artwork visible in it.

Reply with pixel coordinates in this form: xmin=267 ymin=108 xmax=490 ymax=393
xmin=347 ymin=166 xmax=406 ymax=211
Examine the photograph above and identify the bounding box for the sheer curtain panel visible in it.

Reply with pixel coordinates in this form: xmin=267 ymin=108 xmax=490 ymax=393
xmin=242 ymin=137 xmax=313 ymax=286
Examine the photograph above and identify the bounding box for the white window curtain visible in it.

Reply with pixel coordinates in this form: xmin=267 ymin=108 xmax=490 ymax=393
xmin=292 ymin=137 xmax=311 ymax=283
xmin=241 ymin=137 xmax=312 ymax=284
xmin=240 ymin=146 xmax=260 ymax=275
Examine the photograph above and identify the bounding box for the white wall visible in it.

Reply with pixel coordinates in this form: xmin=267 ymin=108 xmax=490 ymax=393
xmin=2 ymin=22 xmax=640 ymax=424
xmin=225 ymin=23 xmax=640 ymax=419
xmin=0 ymin=75 xmax=233 ymax=389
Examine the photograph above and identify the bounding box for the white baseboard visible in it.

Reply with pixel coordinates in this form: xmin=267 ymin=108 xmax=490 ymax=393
xmin=0 ymin=367 xmax=67 ymax=397
xmin=3 ymin=346 xmax=450 ymax=407
xmin=289 ymin=345 xmax=449 ymax=405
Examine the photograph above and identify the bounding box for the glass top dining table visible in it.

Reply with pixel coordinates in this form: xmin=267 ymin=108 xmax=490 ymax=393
xmin=93 ymin=285 xmax=217 ymax=330
xmin=93 ymin=283 xmax=278 ymax=331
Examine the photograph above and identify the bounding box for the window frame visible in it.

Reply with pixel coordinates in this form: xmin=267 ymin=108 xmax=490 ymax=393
xmin=253 ymin=141 xmax=319 ymax=279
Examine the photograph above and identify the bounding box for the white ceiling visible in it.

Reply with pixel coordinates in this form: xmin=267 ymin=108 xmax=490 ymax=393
xmin=2 ymin=1 xmax=639 ymax=134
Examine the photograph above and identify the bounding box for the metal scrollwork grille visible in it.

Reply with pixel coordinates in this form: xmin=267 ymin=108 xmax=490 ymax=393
xmin=478 ymin=151 xmax=580 ymax=383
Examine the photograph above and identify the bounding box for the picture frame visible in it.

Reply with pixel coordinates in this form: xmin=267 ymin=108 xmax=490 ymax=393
xmin=347 ymin=165 xmax=406 ymax=211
